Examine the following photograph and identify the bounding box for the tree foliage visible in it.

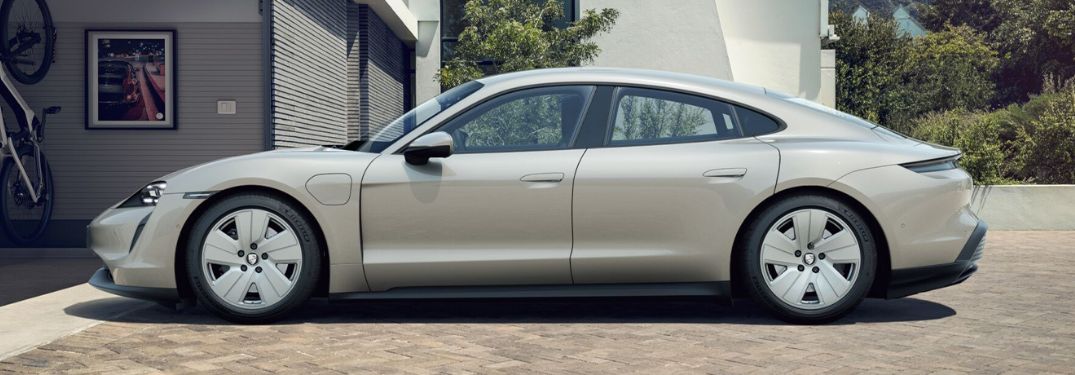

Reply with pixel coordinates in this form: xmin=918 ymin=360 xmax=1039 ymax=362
xmin=831 ymin=12 xmax=911 ymax=126
xmin=437 ymin=0 xmax=619 ymax=89
xmin=831 ymin=12 xmax=997 ymax=132
xmin=1014 ymin=83 xmax=1075 ymax=183
xmin=911 ymin=109 xmax=1015 ymax=184
xmin=919 ymin=0 xmax=1075 ymax=103
xmin=911 ymin=81 xmax=1075 ymax=184
xmin=888 ymin=25 xmax=999 ymax=129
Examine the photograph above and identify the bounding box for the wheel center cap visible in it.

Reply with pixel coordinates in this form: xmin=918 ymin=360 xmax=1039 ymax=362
xmin=246 ymin=253 xmax=259 ymax=266
xmin=803 ymin=253 xmax=816 ymax=265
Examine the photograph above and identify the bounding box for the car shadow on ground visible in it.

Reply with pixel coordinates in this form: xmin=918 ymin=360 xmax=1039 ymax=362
xmin=66 ymin=296 xmax=955 ymax=326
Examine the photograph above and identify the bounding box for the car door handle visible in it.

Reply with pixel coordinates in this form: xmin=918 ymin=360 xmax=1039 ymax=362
xmin=703 ymin=168 xmax=747 ymax=178
xmin=520 ymin=173 xmax=565 ymax=183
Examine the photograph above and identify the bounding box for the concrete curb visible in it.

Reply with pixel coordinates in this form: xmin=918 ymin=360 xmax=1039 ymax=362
xmin=972 ymin=185 xmax=1075 ymax=230
xmin=0 ymin=284 xmax=152 ymax=361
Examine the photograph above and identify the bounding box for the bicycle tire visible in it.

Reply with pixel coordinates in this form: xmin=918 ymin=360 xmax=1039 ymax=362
xmin=0 ymin=147 xmax=53 ymax=245
xmin=0 ymin=0 xmax=55 ymax=85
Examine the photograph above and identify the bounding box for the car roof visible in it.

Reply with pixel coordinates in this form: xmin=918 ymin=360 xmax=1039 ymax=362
xmin=475 ymin=67 xmax=768 ymax=97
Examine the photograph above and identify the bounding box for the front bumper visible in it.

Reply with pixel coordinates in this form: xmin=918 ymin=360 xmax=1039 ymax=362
xmin=89 ymin=267 xmax=178 ymax=301
xmin=88 ymin=193 xmax=205 ymax=296
xmin=886 ymin=220 xmax=987 ymax=298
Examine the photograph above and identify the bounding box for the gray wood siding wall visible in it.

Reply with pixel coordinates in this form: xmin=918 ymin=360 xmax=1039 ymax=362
xmin=11 ymin=22 xmax=264 ymax=220
xmin=271 ymin=0 xmax=349 ymax=147
xmin=358 ymin=5 xmax=408 ymax=138
xmin=346 ymin=2 xmax=362 ymax=141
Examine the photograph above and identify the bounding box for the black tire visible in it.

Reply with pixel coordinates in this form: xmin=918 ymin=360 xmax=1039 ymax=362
xmin=0 ymin=0 xmax=55 ymax=85
xmin=740 ymin=194 xmax=877 ymax=324
xmin=186 ymin=192 xmax=321 ymax=324
xmin=0 ymin=146 xmax=53 ymax=245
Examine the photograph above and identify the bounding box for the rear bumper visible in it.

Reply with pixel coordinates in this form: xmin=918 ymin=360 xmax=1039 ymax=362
xmin=89 ymin=267 xmax=179 ymax=302
xmin=886 ymin=220 xmax=987 ymax=298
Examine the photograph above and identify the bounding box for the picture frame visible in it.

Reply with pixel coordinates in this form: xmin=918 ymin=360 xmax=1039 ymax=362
xmin=85 ymin=30 xmax=176 ymax=129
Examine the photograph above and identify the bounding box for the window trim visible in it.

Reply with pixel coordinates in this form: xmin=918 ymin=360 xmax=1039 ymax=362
xmin=399 ymin=84 xmax=598 ymax=155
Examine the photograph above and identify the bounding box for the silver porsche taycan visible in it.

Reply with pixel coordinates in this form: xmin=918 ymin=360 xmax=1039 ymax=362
xmin=88 ymin=67 xmax=986 ymax=324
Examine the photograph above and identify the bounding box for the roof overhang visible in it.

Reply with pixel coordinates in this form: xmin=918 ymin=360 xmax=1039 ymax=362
xmin=354 ymin=0 xmax=418 ymax=44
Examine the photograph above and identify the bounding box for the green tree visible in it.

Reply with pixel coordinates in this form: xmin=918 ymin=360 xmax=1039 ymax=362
xmin=831 ymin=12 xmax=911 ymax=126
xmin=437 ymin=0 xmax=619 ymax=89
xmin=832 ymin=12 xmax=998 ymax=131
xmin=1014 ymin=83 xmax=1075 ymax=183
xmin=888 ymin=25 xmax=998 ymax=130
xmin=919 ymin=0 xmax=1075 ymax=104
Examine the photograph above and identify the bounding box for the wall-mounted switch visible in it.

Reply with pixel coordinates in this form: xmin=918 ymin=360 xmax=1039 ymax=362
xmin=217 ymin=100 xmax=237 ymax=115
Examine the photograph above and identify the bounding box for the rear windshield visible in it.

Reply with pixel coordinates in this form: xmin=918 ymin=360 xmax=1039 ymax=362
xmin=766 ymin=89 xmax=904 ymax=137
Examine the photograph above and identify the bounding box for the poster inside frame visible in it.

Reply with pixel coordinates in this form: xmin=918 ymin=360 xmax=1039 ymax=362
xmin=86 ymin=30 xmax=176 ymax=129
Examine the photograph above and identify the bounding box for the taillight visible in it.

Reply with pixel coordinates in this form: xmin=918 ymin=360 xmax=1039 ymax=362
xmin=901 ymin=155 xmax=961 ymax=173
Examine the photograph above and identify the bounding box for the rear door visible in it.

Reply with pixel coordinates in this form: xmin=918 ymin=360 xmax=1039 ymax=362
xmin=571 ymin=86 xmax=781 ymax=284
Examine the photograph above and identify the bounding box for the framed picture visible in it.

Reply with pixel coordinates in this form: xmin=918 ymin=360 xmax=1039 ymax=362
xmin=86 ymin=30 xmax=176 ymax=129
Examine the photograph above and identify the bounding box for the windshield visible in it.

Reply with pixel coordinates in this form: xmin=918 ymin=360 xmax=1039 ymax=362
xmin=352 ymin=80 xmax=484 ymax=153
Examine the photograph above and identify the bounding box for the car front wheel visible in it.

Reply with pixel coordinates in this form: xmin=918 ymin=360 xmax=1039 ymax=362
xmin=741 ymin=195 xmax=877 ymax=324
xmin=186 ymin=193 xmax=321 ymax=324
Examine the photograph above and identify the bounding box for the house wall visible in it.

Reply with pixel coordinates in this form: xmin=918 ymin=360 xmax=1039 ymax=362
xmin=273 ymin=0 xmax=408 ymax=146
xmin=357 ymin=4 xmax=409 ymax=138
xmin=270 ymin=0 xmax=349 ymax=148
xmin=9 ymin=0 xmax=264 ymax=224
xmin=410 ymin=0 xmax=442 ymax=103
xmin=579 ymin=0 xmax=827 ymax=103
xmin=579 ymin=0 xmax=735 ymax=80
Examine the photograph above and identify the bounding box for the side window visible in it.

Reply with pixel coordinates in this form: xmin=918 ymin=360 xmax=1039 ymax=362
xmin=609 ymin=87 xmax=741 ymax=146
xmin=736 ymin=105 xmax=782 ymax=136
xmin=438 ymin=85 xmax=594 ymax=153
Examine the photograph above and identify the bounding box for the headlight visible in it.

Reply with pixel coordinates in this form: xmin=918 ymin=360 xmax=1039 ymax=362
xmin=119 ymin=181 xmax=167 ymax=208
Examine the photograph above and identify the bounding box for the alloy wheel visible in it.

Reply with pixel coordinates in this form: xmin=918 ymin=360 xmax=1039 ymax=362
xmin=201 ymin=208 xmax=303 ymax=310
xmin=760 ymin=208 xmax=862 ymax=310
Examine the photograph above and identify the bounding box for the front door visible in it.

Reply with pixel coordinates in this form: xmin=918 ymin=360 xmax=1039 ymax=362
xmin=361 ymin=85 xmax=596 ymax=291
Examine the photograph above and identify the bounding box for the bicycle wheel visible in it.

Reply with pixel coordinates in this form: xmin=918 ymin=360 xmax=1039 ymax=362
xmin=0 ymin=0 xmax=54 ymax=84
xmin=0 ymin=145 xmax=53 ymax=245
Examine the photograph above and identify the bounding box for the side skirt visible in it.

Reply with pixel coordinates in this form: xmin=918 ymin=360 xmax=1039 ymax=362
xmin=329 ymin=282 xmax=732 ymax=302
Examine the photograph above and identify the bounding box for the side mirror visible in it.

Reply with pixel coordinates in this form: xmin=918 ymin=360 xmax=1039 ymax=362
xmin=404 ymin=131 xmax=454 ymax=165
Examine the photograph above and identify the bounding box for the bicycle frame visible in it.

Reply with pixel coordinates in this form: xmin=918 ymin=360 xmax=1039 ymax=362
xmin=0 ymin=62 xmax=43 ymax=204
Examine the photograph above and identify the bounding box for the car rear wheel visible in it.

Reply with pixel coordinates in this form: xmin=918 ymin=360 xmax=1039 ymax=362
xmin=741 ymin=195 xmax=876 ymax=324
xmin=186 ymin=193 xmax=321 ymax=324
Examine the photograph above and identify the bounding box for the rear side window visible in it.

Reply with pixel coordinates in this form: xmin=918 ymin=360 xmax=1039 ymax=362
xmin=605 ymin=87 xmax=782 ymax=146
xmin=609 ymin=87 xmax=739 ymax=146
xmin=736 ymin=106 xmax=782 ymax=136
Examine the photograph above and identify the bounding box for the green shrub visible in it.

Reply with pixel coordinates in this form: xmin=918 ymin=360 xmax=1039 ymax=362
xmin=910 ymin=109 xmax=1016 ymax=184
xmin=1014 ymin=87 xmax=1075 ymax=183
xmin=832 ymin=14 xmax=998 ymax=133
xmin=909 ymin=82 xmax=1075 ymax=184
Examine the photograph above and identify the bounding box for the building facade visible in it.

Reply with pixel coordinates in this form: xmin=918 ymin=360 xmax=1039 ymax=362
xmin=4 ymin=0 xmax=835 ymax=247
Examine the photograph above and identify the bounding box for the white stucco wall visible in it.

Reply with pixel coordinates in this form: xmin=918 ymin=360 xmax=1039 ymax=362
xmin=580 ymin=0 xmax=826 ymax=102
xmin=409 ymin=0 xmax=442 ymax=103
xmin=579 ymin=0 xmax=734 ymax=80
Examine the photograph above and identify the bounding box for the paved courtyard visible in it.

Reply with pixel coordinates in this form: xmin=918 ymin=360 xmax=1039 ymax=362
xmin=1 ymin=231 xmax=1073 ymax=374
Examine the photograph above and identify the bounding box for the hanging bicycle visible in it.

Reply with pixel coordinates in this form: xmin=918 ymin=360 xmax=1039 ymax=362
xmin=0 ymin=0 xmax=59 ymax=245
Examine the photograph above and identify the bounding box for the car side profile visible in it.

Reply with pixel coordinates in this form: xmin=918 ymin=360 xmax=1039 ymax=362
xmin=88 ymin=67 xmax=985 ymax=324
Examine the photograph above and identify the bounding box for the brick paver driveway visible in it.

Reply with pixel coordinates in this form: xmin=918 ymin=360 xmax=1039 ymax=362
xmin=2 ymin=231 xmax=1073 ymax=374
